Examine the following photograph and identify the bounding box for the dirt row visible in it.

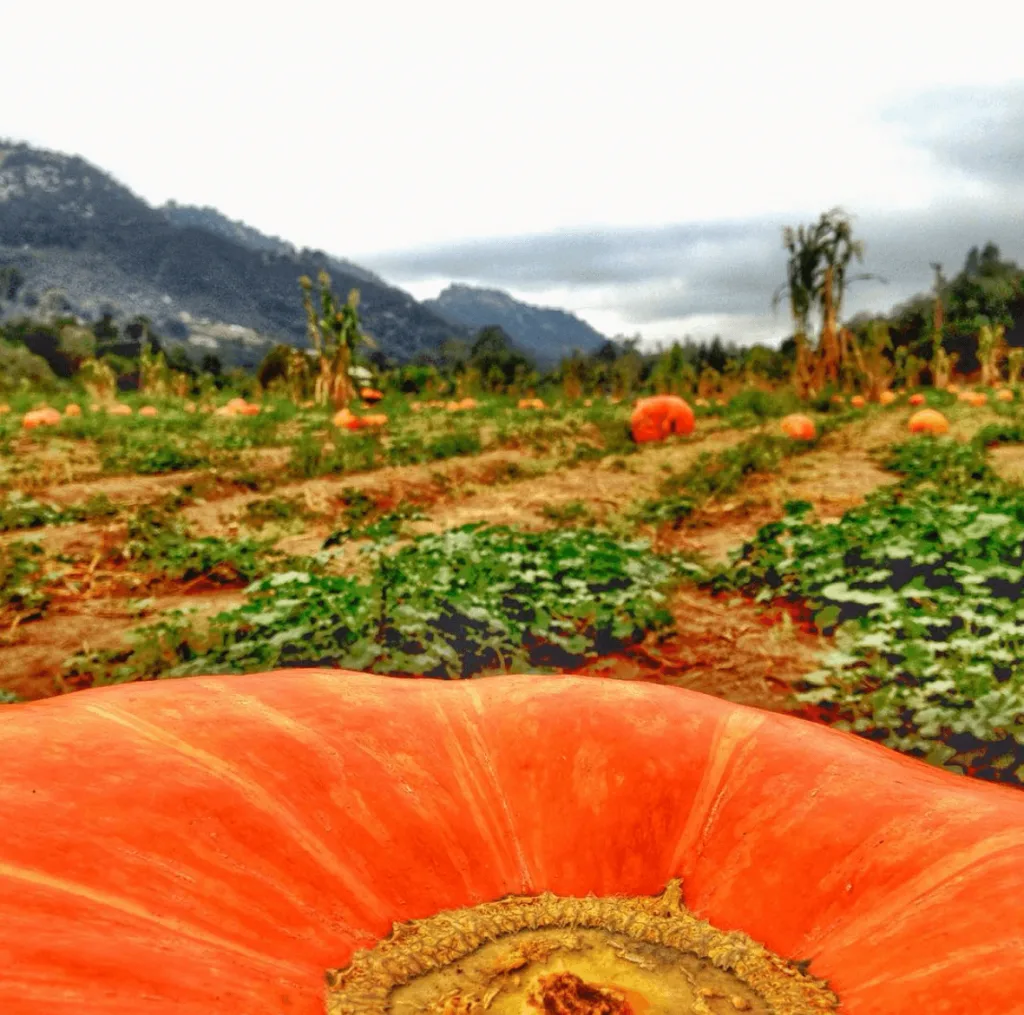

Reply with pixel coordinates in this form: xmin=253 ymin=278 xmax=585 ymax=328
xmin=2 ymin=404 xmax=1013 ymax=705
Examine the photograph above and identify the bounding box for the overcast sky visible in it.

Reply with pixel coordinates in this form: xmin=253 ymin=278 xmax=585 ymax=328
xmin=5 ymin=2 xmax=1024 ymax=346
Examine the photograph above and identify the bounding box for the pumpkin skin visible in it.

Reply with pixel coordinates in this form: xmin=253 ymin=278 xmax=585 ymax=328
xmin=1 ymin=670 xmax=1022 ymax=1015
xmin=850 ymin=395 xmax=866 ymax=408
xmin=21 ymin=407 xmax=61 ymax=429
xmin=780 ymin=413 xmax=816 ymax=440
xmin=908 ymin=408 xmax=950 ymax=435
xmin=630 ymin=395 xmax=695 ymax=443
xmin=908 ymin=393 xmax=926 ymax=406
xmin=878 ymin=390 xmax=896 ymax=405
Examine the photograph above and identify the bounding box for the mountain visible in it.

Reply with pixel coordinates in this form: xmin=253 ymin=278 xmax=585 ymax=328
xmin=0 ymin=141 xmax=467 ymax=367
xmin=424 ymin=283 xmax=607 ymax=367
xmin=159 ymin=202 xmax=386 ymax=287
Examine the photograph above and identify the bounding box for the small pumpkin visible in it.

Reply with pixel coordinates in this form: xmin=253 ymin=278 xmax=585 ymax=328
xmin=780 ymin=413 xmax=816 ymax=441
xmin=630 ymin=395 xmax=695 ymax=443
xmin=139 ymin=405 xmax=159 ymax=418
xmin=947 ymin=383 xmax=961 ymax=394
xmin=359 ymin=387 xmax=384 ymax=404
xmin=0 ymin=670 xmax=1021 ymax=1015
xmin=878 ymin=391 xmax=896 ymax=405
xmin=517 ymin=398 xmax=546 ymax=410
xmin=107 ymin=403 xmax=132 ymax=416
xmin=908 ymin=408 xmax=949 ymax=435
xmin=63 ymin=403 xmax=82 ymax=417
xmin=21 ymin=407 xmax=61 ymax=429
xmin=850 ymin=395 xmax=866 ymax=409
xmin=830 ymin=394 xmax=845 ymax=405
xmin=908 ymin=393 xmax=926 ymax=406
xmin=996 ymin=388 xmax=1014 ymax=402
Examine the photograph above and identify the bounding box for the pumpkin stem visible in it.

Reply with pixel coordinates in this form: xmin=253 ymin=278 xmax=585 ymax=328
xmin=325 ymin=881 xmax=839 ymax=1014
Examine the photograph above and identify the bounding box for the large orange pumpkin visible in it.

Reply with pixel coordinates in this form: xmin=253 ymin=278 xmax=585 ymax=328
xmin=780 ymin=413 xmax=816 ymax=440
xmin=2 ymin=670 xmax=1020 ymax=1015
xmin=908 ymin=408 xmax=949 ymax=435
xmin=630 ymin=395 xmax=695 ymax=443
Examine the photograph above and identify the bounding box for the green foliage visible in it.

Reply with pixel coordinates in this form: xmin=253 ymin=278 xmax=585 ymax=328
xmin=67 ymin=525 xmax=679 ymax=683
xmin=0 ymin=540 xmax=54 ymax=618
xmin=712 ymin=437 xmax=1024 ymax=785
xmin=242 ymin=496 xmax=311 ymax=529
xmin=103 ymin=438 xmax=206 ymax=475
xmin=0 ymin=491 xmax=118 ymax=531
xmin=539 ymin=500 xmax=593 ymax=526
xmin=114 ymin=507 xmax=302 ymax=583
xmin=0 ymin=341 xmax=58 ymax=391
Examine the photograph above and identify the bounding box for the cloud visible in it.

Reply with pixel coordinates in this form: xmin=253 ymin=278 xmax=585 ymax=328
xmin=367 ymin=198 xmax=1024 ymax=342
xmin=359 ymin=81 xmax=1024 ymax=345
xmin=879 ymin=81 xmax=1024 ymax=190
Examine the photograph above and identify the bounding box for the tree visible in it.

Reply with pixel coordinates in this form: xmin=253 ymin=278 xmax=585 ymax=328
xmin=0 ymin=265 xmax=24 ymax=305
xmin=200 ymin=354 xmax=222 ymax=377
xmin=467 ymin=326 xmax=533 ymax=391
xmin=166 ymin=345 xmax=196 ymax=377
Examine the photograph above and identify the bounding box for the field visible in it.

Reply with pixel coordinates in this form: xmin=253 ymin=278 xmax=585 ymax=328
xmin=2 ymin=386 xmax=1024 ymax=789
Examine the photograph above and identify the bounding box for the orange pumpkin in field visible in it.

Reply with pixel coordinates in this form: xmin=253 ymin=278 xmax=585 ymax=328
xmin=997 ymin=388 xmax=1014 ymax=402
xmin=64 ymin=403 xmax=81 ymax=417
xmin=780 ymin=413 xmax=816 ymax=441
xmin=878 ymin=391 xmax=896 ymax=405
xmin=518 ymin=398 xmax=545 ymax=410
xmin=850 ymin=395 xmax=866 ymax=409
xmin=0 ymin=670 xmax=1022 ymax=1015
xmin=908 ymin=393 xmax=926 ymax=406
xmin=139 ymin=405 xmax=158 ymax=418
xmin=908 ymin=408 xmax=949 ymax=435
xmin=360 ymin=387 xmax=384 ymax=403
xmin=630 ymin=395 xmax=695 ymax=443
xmin=108 ymin=403 xmax=132 ymax=416
xmin=21 ymin=407 xmax=62 ymax=429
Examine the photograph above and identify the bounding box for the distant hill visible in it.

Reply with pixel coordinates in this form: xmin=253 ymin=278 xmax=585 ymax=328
xmin=424 ymin=283 xmax=607 ymax=366
xmin=0 ymin=141 xmax=466 ymax=367
xmin=159 ymin=202 xmax=386 ymax=287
